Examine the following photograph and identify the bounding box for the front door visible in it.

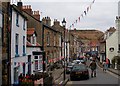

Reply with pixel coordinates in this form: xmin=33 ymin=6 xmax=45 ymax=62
xmin=28 ymin=55 xmax=31 ymax=75
xmin=14 ymin=67 xmax=19 ymax=84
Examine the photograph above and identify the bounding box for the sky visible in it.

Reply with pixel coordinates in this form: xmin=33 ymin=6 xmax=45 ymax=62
xmin=12 ymin=0 xmax=119 ymax=32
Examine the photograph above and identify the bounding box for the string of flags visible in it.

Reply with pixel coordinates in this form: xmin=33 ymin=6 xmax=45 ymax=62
xmin=69 ymin=0 xmax=95 ymax=29
xmin=6 ymin=56 xmax=64 ymax=66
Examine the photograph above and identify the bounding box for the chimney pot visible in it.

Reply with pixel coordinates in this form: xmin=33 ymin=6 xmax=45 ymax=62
xmin=24 ymin=5 xmax=26 ymax=9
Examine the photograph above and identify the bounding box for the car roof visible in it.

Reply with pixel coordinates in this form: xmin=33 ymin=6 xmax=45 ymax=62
xmin=73 ymin=63 xmax=86 ymax=66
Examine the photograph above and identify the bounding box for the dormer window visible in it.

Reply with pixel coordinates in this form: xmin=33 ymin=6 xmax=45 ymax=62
xmin=27 ymin=28 xmax=37 ymax=46
xmin=31 ymin=34 xmax=36 ymax=45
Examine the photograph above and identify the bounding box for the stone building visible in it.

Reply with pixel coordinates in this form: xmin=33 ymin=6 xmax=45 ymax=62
xmin=70 ymin=29 xmax=103 ymax=58
xmin=17 ymin=1 xmax=62 ymax=71
xmin=1 ymin=1 xmax=10 ymax=85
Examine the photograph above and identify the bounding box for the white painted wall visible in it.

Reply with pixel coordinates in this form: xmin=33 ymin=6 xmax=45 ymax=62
xmin=11 ymin=9 xmax=27 ymax=84
xmin=106 ymin=31 xmax=118 ymax=63
xmin=11 ymin=10 xmax=27 ymax=58
xmin=27 ymin=47 xmax=42 ymax=74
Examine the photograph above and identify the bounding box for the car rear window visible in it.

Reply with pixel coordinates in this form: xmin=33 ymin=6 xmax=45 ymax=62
xmin=72 ymin=65 xmax=86 ymax=70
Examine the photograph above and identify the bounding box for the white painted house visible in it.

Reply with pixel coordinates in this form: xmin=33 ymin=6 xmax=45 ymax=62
xmin=10 ymin=5 xmax=27 ymax=84
xmin=26 ymin=28 xmax=43 ymax=74
xmin=106 ymin=17 xmax=120 ymax=63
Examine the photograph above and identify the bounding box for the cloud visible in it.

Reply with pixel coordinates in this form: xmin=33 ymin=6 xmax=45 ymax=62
xmin=23 ymin=1 xmax=118 ymax=32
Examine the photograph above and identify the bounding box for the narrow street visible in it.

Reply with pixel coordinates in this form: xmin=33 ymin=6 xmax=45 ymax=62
xmin=66 ymin=63 xmax=119 ymax=85
xmin=1 ymin=1 xmax=120 ymax=85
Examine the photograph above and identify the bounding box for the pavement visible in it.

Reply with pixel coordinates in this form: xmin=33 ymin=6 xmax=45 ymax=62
xmin=52 ymin=68 xmax=69 ymax=86
xmin=97 ymin=60 xmax=120 ymax=76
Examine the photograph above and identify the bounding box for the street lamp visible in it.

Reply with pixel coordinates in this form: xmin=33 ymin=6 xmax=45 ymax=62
xmin=62 ymin=18 xmax=66 ymax=81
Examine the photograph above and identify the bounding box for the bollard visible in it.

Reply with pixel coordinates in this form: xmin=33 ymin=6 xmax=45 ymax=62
xmin=114 ymin=62 xmax=117 ymax=70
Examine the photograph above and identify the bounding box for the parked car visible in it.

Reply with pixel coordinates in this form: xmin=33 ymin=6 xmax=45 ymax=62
xmin=72 ymin=60 xmax=81 ymax=64
xmin=72 ymin=59 xmax=86 ymax=65
xmin=79 ymin=59 xmax=86 ymax=65
xmin=66 ymin=62 xmax=73 ymax=74
xmin=70 ymin=64 xmax=89 ymax=81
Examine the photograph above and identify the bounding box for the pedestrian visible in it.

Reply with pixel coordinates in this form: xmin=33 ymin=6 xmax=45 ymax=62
xmin=103 ymin=60 xmax=108 ymax=72
xmin=89 ymin=60 xmax=97 ymax=77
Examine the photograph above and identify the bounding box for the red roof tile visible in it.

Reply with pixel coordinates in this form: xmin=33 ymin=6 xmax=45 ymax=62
xmin=27 ymin=28 xmax=35 ymax=35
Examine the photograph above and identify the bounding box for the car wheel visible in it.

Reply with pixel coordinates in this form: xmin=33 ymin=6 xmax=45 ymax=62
xmin=70 ymin=77 xmax=74 ymax=81
xmin=86 ymin=75 xmax=89 ymax=80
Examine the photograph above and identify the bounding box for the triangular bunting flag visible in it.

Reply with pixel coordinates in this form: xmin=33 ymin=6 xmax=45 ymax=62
xmin=78 ymin=17 xmax=80 ymax=22
xmin=84 ymin=11 xmax=86 ymax=15
xmin=87 ymin=7 xmax=89 ymax=12
xmin=81 ymin=14 xmax=83 ymax=17
xmin=76 ymin=20 xmax=77 ymax=23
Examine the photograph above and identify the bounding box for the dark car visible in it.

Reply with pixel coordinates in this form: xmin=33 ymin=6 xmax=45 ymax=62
xmin=70 ymin=64 xmax=89 ymax=81
xmin=66 ymin=62 xmax=73 ymax=74
xmin=79 ymin=59 xmax=86 ymax=65
xmin=78 ymin=57 xmax=86 ymax=65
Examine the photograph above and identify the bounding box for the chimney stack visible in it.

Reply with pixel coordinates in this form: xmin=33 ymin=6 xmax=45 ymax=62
xmin=42 ymin=16 xmax=51 ymax=26
xmin=53 ymin=19 xmax=60 ymax=26
xmin=22 ymin=5 xmax=32 ymax=14
xmin=32 ymin=10 xmax=40 ymax=21
xmin=17 ymin=0 xmax=23 ymax=10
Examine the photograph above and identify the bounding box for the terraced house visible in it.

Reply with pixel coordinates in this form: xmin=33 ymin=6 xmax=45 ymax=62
xmin=17 ymin=1 xmax=62 ymax=71
xmin=10 ymin=4 xmax=27 ymax=84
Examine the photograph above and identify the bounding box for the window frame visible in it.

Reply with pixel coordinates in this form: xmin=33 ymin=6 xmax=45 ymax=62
xmin=47 ymin=32 xmax=50 ymax=46
xmin=23 ymin=19 xmax=25 ymax=30
xmin=23 ymin=36 xmax=26 ymax=56
xmin=34 ymin=55 xmax=43 ymax=71
xmin=15 ymin=33 xmax=19 ymax=57
xmin=16 ymin=13 xmax=19 ymax=27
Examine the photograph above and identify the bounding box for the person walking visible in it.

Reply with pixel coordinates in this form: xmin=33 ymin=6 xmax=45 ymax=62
xmin=103 ymin=60 xmax=108 ymax=72
xmin=89 ymin=60 xmax=97 ymax=77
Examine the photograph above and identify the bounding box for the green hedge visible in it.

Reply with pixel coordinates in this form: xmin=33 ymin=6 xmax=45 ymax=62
xmin=112 ymin=56 xmax=120 ymax=65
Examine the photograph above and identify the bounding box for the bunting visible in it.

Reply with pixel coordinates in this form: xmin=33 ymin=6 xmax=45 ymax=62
xmin=6 ymin=56 xmax=62 ymax=66
xmin=84 ymin=11 xmax=87 ymax=15
xmin=69 ymin=0 xmax=95 ymax=29
xmin=78 ymin=17 xmax=80 ymax=22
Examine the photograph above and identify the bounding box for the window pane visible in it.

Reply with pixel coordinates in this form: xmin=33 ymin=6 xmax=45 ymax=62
xmin=35 ymin=60 xmax=38 ymax=70
xmin=23 ymin=19 xmax=25 ymax=30
xmin=15 ymin=34 xmax=19 ymax=45
xmin=16 ymin=13 xmax=19 ymax=25
xmin=23 ymin=36 xmax=24 ymax=45
xmin=15 ymin=34 xmax=19 ymax=55
xmin=35 ymin=56 xmax=38 ymax=59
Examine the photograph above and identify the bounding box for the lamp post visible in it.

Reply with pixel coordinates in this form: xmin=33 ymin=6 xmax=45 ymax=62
xmin=62 ymin=18 xmax=66 ymax=81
